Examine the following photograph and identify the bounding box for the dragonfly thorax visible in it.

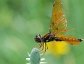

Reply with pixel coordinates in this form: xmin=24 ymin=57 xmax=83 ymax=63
xmin=34 ymin=33 xmax=62 ymax=43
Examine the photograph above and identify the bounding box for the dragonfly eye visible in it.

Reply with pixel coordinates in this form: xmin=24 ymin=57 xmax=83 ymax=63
xmin=34 ymin=34 xmax=42 ymax=43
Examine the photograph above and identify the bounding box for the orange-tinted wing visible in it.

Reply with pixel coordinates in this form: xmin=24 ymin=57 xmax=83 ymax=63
xmin=50 ymin=0 xmax=67 ymax=36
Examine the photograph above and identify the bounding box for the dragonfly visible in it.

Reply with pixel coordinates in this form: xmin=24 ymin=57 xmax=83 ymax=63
xmin=34 ymin=0 xmax=83 ymax=51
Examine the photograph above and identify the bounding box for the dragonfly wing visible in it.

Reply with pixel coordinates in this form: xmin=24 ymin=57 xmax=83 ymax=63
xmin=50 ymin=0 xmax=67 ymax=36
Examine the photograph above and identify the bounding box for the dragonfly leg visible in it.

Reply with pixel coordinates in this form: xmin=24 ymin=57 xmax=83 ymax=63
xmin=39 ymin=43 xmax=42 ymax=48
xmin=46 ymin=43 xmax=48 ymax=50
xmin=40 ymin=43 xmax=44 ymax=51
xmin=44 ymin=42 xmax=47 ymax=52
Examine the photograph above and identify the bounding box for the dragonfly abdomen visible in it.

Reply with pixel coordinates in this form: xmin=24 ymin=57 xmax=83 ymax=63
xmin=59 ymin=37 xmax=83 ymax=45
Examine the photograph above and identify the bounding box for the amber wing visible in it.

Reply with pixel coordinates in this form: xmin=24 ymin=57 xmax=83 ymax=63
xmin=50 ymin=0 xmax=67 ymax=36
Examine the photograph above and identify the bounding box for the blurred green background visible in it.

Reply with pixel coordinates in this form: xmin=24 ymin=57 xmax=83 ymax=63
xmin=0 ymin=0 xmax=84 ymax=64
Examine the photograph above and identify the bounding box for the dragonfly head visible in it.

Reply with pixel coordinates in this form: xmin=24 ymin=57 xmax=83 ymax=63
xmin=34 ymin=34 xmax=42 ymax=43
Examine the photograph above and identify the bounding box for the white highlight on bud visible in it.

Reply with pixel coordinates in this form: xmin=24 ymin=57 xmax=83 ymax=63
xmin=26 ymin=58 xmax=30 ymax=61
xmin=40 ymin=62 xmax=47 ymax=64
xmin=41 ymin=58 xmax=45 ymax=61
